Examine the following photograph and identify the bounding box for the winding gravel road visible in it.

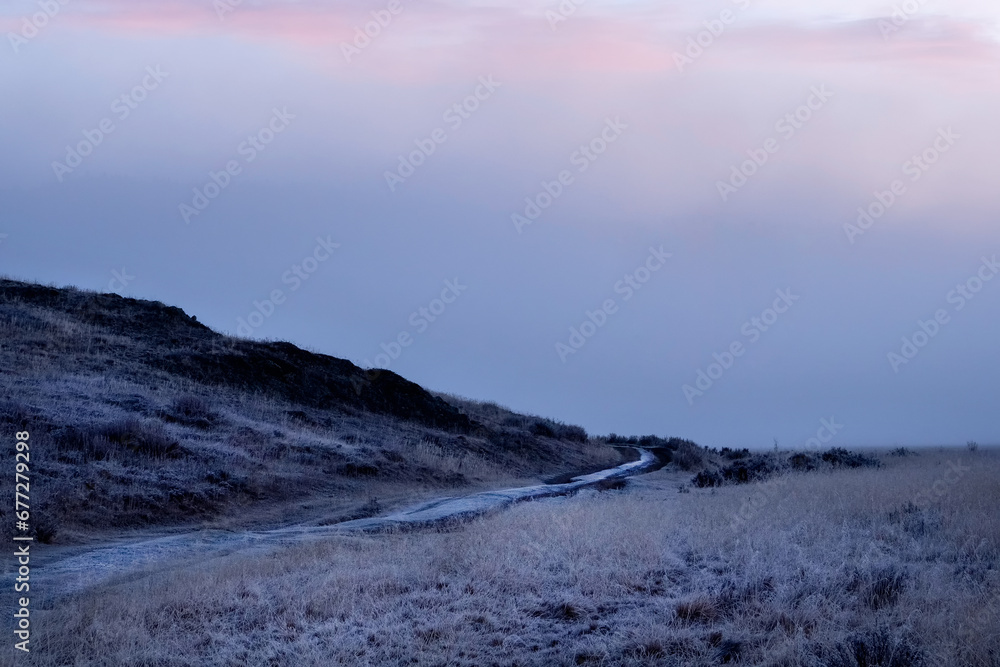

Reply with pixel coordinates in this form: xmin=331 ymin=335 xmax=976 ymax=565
xmin=35 ymin=449 xmax=658 ymax=601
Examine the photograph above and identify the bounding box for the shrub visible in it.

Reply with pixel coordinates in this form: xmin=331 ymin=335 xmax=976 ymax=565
xmin=967 ymin=440 xmax=979 ymax=453
xmin=821 ymin=448 xmax=879 ymax=469
xmin=665 ymin=437 xmax=696 ymax=451
xmin=789 ymin=452 xmax=817 ymax=470
xmin=720 ymin=447 xmax=750 ymax=460
xmin=531 ymin=418 xmax=588 ymax=441
xmin=530 ymin=420 xmax=557 ymax=438
xmin=719 ymin=456 xmax=777 ymax=483
xmin=695 ymin=449 xmax=880 ymax=488
xmin=560 ymin=424 xmax=588 ymax=443
xmin=674 ymin=441 xmax=706 ymax=471
xmin=693 ymin=454 xmax=780 ymax=487
xmin=693 ymin=469 xmax=722 ymax=488
xmin=604 ymin=433 xmax=694 ymax=448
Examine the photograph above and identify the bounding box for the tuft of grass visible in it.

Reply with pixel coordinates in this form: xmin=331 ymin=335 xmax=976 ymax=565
xmin=827 ymin=626 xmax=925 ymax=667
xmin=850 ymin=564 xmax=908 ymax=610
xmin=675 ymin=597 xmax=720 ymax=623
xmin=55 ymin=418 xmax=182 ymax=462
xmin=161 ymin=394 xmax=217 ymax=428
xmin=532 ymin=600 xmax=587 ymax=622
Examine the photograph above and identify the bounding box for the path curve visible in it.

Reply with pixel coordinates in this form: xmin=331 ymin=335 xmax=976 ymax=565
xmin=37 ymin=449 xmax=658 ymax=600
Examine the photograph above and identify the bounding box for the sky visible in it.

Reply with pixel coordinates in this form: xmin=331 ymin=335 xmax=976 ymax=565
xmin=1 ymin=0 xmax=998 ymax=449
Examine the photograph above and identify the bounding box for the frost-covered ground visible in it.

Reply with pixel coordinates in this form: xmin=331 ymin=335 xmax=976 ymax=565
xmin=34 ymin=450 xmax=657 ymax=599
xmin=29 ymin=448 xmax=999 ymax=666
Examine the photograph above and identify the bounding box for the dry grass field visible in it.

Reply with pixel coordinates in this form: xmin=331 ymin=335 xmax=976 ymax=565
xmin=29 ymin=448 xmax=999 ymax=666
xmin=4 ymin=279 xmax=996 ymax=666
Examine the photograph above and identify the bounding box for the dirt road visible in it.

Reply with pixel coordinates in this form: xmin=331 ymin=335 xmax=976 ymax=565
xmin=34 ymin=449 xmax=658 ymax=601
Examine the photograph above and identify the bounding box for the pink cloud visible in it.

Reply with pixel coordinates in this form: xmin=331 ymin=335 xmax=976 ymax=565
xmin=10 ymin=0 xmax=998 ymax=85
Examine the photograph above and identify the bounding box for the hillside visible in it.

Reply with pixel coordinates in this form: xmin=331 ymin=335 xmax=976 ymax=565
xmin=0 ymin=278 xmax=627 ymax=544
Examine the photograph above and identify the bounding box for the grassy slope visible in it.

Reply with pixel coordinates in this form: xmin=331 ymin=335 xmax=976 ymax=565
xmin=32 ymin=449 xmax=1000 ymax=666
xmin=0 ymin=278 xmax=622 ymax=543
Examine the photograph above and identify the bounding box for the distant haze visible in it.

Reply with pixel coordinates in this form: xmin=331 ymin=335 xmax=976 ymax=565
xmin=2 ymin=0 xmax=998 ymax=448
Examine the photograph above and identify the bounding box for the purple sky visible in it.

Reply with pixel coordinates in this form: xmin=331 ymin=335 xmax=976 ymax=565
xmin=2 ymin=0 xmax=998 ymax=448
